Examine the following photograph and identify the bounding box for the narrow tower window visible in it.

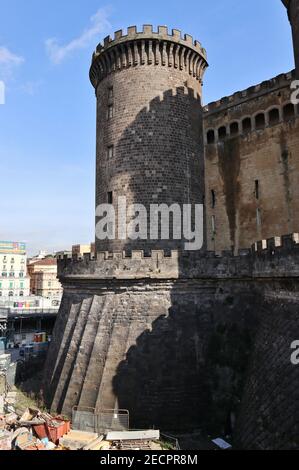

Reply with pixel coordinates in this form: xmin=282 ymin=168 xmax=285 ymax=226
xmin=108 ymin=86 xmax=113 ymax=100
xmin=255 ymin=180 xmax=259 ymax=200
xmin=207 ymin=130 xmax=215 ymax=144
xmin=211 ymin=190 xmax=216 ymax=208
xmin=255 ymin=113 xmax=266 ymax=130
xmin=242 ymin=117 xmax=252 ymax=134
xmin=107 ymin=145 xmax=114 ymax=159
xmin=269 ymin=108 xmax=280 ymax=126
xmin=108 ymin=104 xmax=114 ymax=120
xmin=108 ymin=191 xmax=113 ymax=204
xmin=218 ymin=126 xmax=227 ymax=141
xmin=230 ymin=122 xmax=239 ymax=136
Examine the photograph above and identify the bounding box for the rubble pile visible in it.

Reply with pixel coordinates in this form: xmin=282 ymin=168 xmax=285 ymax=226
xmin=0 ymin=407 xmax=162 ymax=451
xmin=0 ymin=407 xmax=71 ymax=450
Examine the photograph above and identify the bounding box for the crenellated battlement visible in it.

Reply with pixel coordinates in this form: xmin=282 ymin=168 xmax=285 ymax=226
xmin=252 ymin=233 xmax=299 ymax=252
xmin=94 ymin=25 xmax=207 ymax=58
xmin=203 ymin=71 xmax=295 ymax=115
xmin=57 ymin=233 xmax=299 ymax=281
xmin=90 ymin=25 xmax=208 ymax=88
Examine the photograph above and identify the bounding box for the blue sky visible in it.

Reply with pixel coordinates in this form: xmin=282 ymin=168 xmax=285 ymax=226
xmin=0 ymin=0 xmax=294 ymax=255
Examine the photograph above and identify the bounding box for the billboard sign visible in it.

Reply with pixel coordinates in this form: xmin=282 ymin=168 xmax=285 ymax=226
xmin=0 ymin=241 xmax=26 ymax=254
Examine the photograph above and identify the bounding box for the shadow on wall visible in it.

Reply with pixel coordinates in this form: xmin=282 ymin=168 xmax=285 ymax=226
xmin=96 ymin=85 xmax=205 ymax=254
xmin=237 ymin=288 xmax=299 ymax=450
xmin=113 ymin=282 xmax=260 ymax=435
xmin=103 ymin=86 xmax=261 ymax=436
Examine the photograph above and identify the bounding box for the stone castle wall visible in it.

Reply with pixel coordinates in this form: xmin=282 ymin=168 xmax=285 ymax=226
xmin=44 ymin=234 xmax=299 ymax=447
xmin=204 ymin=71 xmax=299 ymax=253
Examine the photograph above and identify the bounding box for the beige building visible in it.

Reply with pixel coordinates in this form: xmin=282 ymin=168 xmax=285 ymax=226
xmin=28 ymin=258 xmax=62 ymax=299
xmin=204 ymin=72 xmax=299 ymax=253
xmin=0 ymin=241 xmax=30 ymax=297
xmin=72 ymin=243 xmax=95 ymax=257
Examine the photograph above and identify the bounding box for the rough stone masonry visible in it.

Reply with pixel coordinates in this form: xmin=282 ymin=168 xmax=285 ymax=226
xmin=44 ymin=3 xmax=299 ymax=449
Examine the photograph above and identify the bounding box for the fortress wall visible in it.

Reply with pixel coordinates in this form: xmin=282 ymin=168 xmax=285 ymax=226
xmin=204 ymin=72 xmax=299 ymax=253
xmin=44 ymin=236 xmax=299 ymax=446
xmin=236 ymin=284 xmax=299 ymax=449
xmin=44 ymin=268 xmax=299 ymax=445
xmin=44 ymin=275 xmax=261 ymax=433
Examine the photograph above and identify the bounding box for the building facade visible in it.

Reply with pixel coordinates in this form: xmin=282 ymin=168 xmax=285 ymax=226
xmin=72 ymin=244 xmax=95 ymax=258
xmin=204 ymin=72 xmax=299 ymax=253
xmin=28 ymin=258 xmax=62 ymax=299
xmin=203 ymin=0 xmax=299 ymax=253
xmin=0 ymin=241 xmax=30 ymax=298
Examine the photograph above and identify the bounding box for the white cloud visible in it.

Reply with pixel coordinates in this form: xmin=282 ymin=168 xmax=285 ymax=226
xmin=45 ymin=7 xmax=111 ymax=65
xmin=0 ymin=46 xmax=24 ymax=79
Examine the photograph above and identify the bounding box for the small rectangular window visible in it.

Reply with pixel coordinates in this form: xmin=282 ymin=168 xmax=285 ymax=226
xmin=255 ymin=180 xmax=259 ymax=199
xmin=108 ymin=86 xmax=113 ymax=100
xmin=108 ymin=104 xmax=114 ymax=120
xmin=108 ymin=191 xmax=113 ymax=204
xmin=107 ymin=145 xmax=114 ymax=159
xmin=211 ymin=190 xmax=216 ymax=209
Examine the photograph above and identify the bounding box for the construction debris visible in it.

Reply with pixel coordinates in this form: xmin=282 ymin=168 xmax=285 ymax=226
xmin=60 ymin=430 xmax=99 ymax=450
xmin=82 ymin=435 xmax=104 ymax=451
xmin=0 ymin=403 xmax=161 ymax=451
xmin=1 ymin=362 xmax=162 ymax=452
xmin=0 ymin=430 xmax=12 ymax=450
xmin=0 ymin=407 xmax=71 ymax=450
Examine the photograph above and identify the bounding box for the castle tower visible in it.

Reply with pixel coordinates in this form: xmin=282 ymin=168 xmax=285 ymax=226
xmin=90 ymin=26 xmax=208 ymax=253
xmin=282 ymin=0 xmax=299 ymax=77
xmin=44 ymin=26 xmax=210 ymax=429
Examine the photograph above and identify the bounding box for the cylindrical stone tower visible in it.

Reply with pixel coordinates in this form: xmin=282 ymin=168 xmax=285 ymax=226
xmin=283 ymin=0 xmax=299 ymax=77
xmin=44 ymin=26 xmax=210 ymax=431
xmin=90 ymin=25 xmax=208 ymax=254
